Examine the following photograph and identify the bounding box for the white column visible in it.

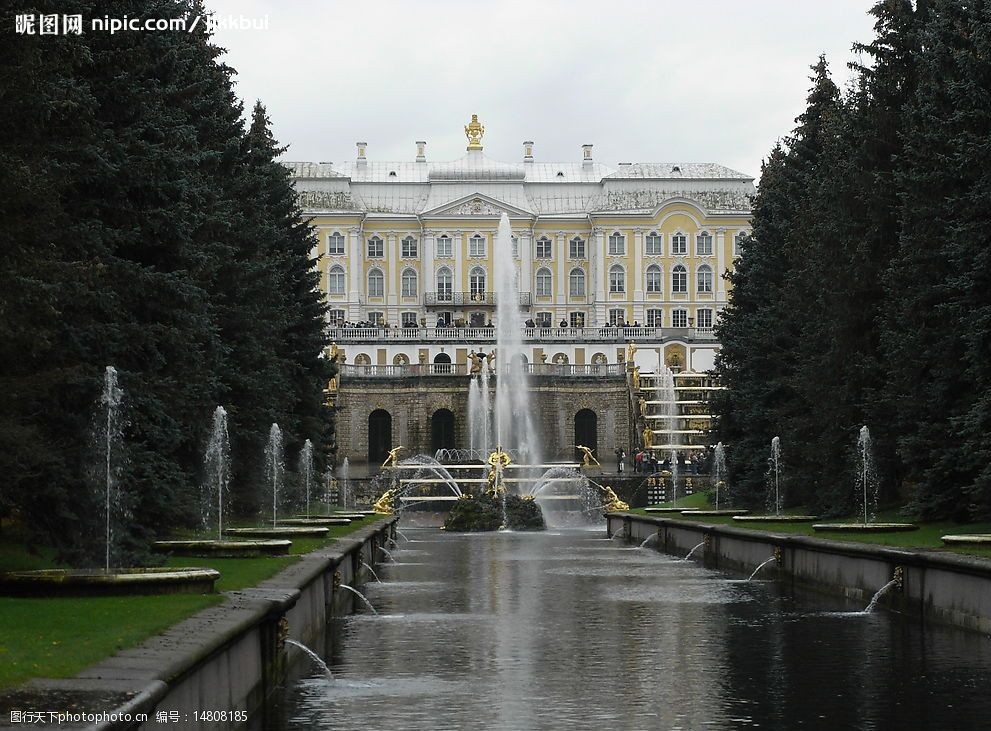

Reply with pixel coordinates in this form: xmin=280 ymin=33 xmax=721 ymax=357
xmin=633 ymin=227 xmax=644 ymax=324
xmin=593 ymin=227 xmax=606 ymax=325
xmin=716 ymin=227 xmax=727 ymax=301
xmin=386 ymin=231 xmax=399 ymax=325
xmin=453 ymin=230 xmax=464 ymax=293
xmin=519 ymin=230 xmax=533 ymax=296
xmin=348 ymin=225 xmax=362 ymax=320
xmin=422 ymin=228 xmax=434 ymax=325
xmin=555 ymin=231 xmax=567 ymax=314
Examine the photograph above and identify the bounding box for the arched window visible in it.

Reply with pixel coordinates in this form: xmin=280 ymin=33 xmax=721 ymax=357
xmin=436 ymin=267 xmax=453 ymax=301
xmin=402 ymin=236 xmax=418 ymax=258
xmin=401 ymin=268 xmax=417 ymax=298
xmin=672 ymin=264 xmax=687 ymax=293
xmin=328 ymin=231 xmax=345 ymax=255
xmin=646 ymin=308 xmax=663 ymax=327
xmin=436 ymin=234 xmax=452 ymax=257
xmin=609 ymin=264 xmax=626 ymax=293
xmin=646 ymin=264 xmax=662 ymax=293
xmin=431 ymin=409 xmax=456 ymax=452
xmin=569 ymin=267 xmax=586 ymax=297
xmin=734 ymin=230 xmax=748 ymax=255
xmin=367 ymin=236 xmax=384 ymax=258
xmin=536 ymin=236 xmax=552 ymax=259
xmin=469 ymin=234 xmax=486 ymax=257
xmin=672 ymin=232 xmax=687 ymax=255
xmin=697 ymin=264 xmax=713 ymax=293
xmin=469 ymin=267 xmax=487 ymax=300
xmin=536 ymin=267 xmax=552 ymax=297
xmin=645 ymin=232 xmax=663 ymax=255
xmin=608 ymin=231 xmax=625 ymax=255
xmin=328 ymin=265 xmax=345 ymax=295
xmin=367 ymin=268 xmax=384 ymax=297
xmin=696 ymin=231 xmax=713 ymax=256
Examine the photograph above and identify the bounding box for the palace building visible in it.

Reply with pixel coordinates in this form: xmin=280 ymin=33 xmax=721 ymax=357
xmin=288 ymin=117 xmax=752 ymax=466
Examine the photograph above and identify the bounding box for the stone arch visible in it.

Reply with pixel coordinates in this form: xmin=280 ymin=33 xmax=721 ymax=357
xmin=664 ymin=344 xmax=687 ymax=372
xmin=354 ymin=353 xmax=371 ymax=366
xmin=431 ymin=408 xmax=456 ymax=453
xmin=575 ymin=409 xmax=598 ymax=461
xmin=368 ymin=409 xmax=392 ymax=464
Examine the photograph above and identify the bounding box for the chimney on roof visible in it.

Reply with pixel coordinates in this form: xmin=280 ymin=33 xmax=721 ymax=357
xmin=523 ymin=140 xmax=534 ymax=163
xmin=582 ymin=144 xmax=593 ymax=167
xmin=618 ymin=162 xmax=632 ymax=167
xmin=356 ymin=141 xmax=367 ymax=164
xmin=416 ymin=140 xmax=426 ymax=162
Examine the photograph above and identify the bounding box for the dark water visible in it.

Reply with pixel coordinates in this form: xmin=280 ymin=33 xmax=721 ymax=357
xmin=276 ymin=528 xmax=991 ymax=731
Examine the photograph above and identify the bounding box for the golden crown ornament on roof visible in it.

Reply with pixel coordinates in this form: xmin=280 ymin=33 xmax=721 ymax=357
xmin=465 ymin=114 xmax=484 ymax=150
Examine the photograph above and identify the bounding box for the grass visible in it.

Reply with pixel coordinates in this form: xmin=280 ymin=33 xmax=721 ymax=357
xmin=631 ymin=502 xmax=991 ymax=558
xmin=0 ymin=515 xmax=384 ymax=689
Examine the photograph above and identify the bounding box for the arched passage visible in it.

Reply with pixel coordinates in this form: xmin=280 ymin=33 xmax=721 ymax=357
xmin=368 ymin=409 xmax=392 ymax=464
xmin=433 ymin=352 xmax=452 ymax=374
xmin=575 ymin=409 xmax=598 ymax=461
xmin=431 ymin=409 xmax=456 ymax=453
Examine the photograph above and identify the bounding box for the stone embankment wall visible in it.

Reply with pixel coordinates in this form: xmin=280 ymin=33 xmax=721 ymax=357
xmin=608 ymin=513 xmax=991 ymax=635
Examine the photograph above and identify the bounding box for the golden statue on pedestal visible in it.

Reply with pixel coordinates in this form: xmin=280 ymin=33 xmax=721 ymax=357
xmin=631 ymin=366 xmax=641 ymax=391
xmin=372 ymin=488 xmax=396 ymax=515
xmin=576 ymin=445 xmax=600 ymax=468
xmin=638 ymin=396 xmax=647 ymax=418
xmin=382 ymin=445 xmax=404 ymax=469
xmin=465 ymin=114 xmax=485 ymax=150
xmin=627 ymin=341 xmax=637 ymax=363
xmin=486 ymin=446 xmax=512 ymax=495
xmin=468 ymin=351 xmax=484 ymax=375
xmin=598 ymin=485 xmax=629 ymax=513
xmin=642 ymin=426 xmax=654 ymax=449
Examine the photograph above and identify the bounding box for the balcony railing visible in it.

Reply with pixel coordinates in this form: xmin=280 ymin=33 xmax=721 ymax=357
xmin=339 ymin=363 xmax=627 ymax=378
xmin=326 ymin=326 xmax=717 ymax=343
xmin=423 ymin=292 xmax=532 ymax=307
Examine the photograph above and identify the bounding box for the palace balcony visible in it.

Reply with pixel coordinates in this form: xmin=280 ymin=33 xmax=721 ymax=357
xmin=338 ymin=363 xmax=628 ymax=378
xmin=325 ymin=325 xmax=717 ymax=344
xmin=423 ymin=292 xmax=532 ymax=307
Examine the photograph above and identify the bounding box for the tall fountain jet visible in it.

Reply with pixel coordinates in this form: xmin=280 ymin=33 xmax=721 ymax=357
xmin=493 ymin=213 xmax=540 ymax=468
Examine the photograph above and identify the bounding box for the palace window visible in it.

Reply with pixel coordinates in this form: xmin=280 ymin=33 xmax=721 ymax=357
xmin=512 ymin=236 xmax=519 ymax=258
xmin=367 ymin=236 xmax=384 ymax=258
xmin=569 ymin=267 xmax=586 ymax=297
xmin=536 ymin=312 xmax=553 ymax=328
xmin=672 ymin=309 xmax=688 ymax=328
xmin=570 ymin=312 xmax=585 ymax=328
xmin=672 ymin=232 xmax=687 ymax=255
xmin=646 ymin=308 xmax=663 ymax=327
xmin=436 ymin=235 xmax=452 ymax=258
xmin=328 ymin=232 xmax=345 ymax=255
xmin=608 ymin=232 xmax=626 ymax=256
xmin=328 ymin=265 xmax=346 ymax=295
xmin=696 ymin=308 xmax=713 ymax=329
xmin=436 ymin=267 xmax=453 ymax=301
xmin=367 ymin=311 xmax=384 ymax=326
xmin=469 ymin=267 xmax=487 ymax=298
xmin=469 ymin=234 xmax=486 ymax=257
xmin=608 ymin=308 xmax=626 ymax=326
xmin=570 ymin=236 xmax=586 ymax=259
xmin=329 ymin=309 xmax=345 ymax=325
xmin=697 ymin=264 xmax=713 ymax=293
xmin=645 ymin=232 xmax=663 ymax=256
xmin=402 ymin=236 xmax=418 ymax=258
xmin=734 ymin=230 xmax=747 ymax=256
xmin=367 ymin=268 xmax=384 ymax=297
xmin=536 ymin=236 xmax=552 ymax=259
xmin=672 ymin=264 xmax=688 ymax=293
xmin=646 ymin=265 xmax=662 ymax=293
xmin=609 ymin=264 xmax=626 ymax=293
xmin=401 ymin=311 xmax=419 ymax=328
xmin=536 ymin=267 xmax=552 ymax=297
xmin=401 ymin=268 xmax=418 ymax=298
xmin=696 ymin=231 xmax=713 ymax=256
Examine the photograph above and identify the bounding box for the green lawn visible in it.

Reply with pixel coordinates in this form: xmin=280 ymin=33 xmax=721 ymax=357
xmin=0 ymin=516 xmax=384 ymax=689
xmin=631 ymin=503 xmax=991 ymax=558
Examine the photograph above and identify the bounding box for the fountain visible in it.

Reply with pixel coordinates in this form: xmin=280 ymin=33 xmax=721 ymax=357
xmin=813 ymin=426 xmax=917 ymax=533
xmin=299 ymin=439 xmax=314 ymax=518
xmin=683 ymin=541 xmax=705 ymax=560
xmin=378 ymin=546 xmax=396 ymax=562
xmin=680 ymin=442 xmax=749 ymax=516
xmin=266 ymin=423 xmax=284 ymax=526
xmin=468 ymin=367 xmax=493 ymax=454
xmin=734 ymin=436 xmax=817 ymax=522
xmin=748 ymin=556 xmax=778 ymax=581
xmin=639 ymin=532 xmax=660 ymax=549
xmin=1 ymin=367 xmax=221 ymax=596
xmin=285 ymin=639 xmax=333 ymax=679
xmin=339 ymin=584 xmax=378 ymax=614
xmin=340 ymin=457 xmax=350 ymax=510
xmin=360 ymin=561 xmax=382 ymax=583
xmin=862 ymin=569 xmax=903 ymax=613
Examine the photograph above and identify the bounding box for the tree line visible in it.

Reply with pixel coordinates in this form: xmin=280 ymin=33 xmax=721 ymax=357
xmin=715 ymin=0 xmax=991 ymax=521
xmin=0 ymin=0 xmax=333 ymax=564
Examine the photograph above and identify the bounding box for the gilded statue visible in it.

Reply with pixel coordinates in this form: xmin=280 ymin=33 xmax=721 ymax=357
xmin=627 ymin=341 xmax=637 ymax=363
xmin=468 ymin=351 xmax=484 ymax=375
xmin=486 ymin=349 xmax=497 ymax=369
xmin=381 ymin=445 xmax=404 ymax=469
xmin=598 ymin=485 xmax=630 ymax=513
xmin=465 ymin=114 xmax=484 ymax=150
xmin=329 ymin=342 xmax=342 ymax=363
xmin=638 ymin=396 xmax=647 ymax=417
xmin=642 ymin=425 xmax=654 ymax=449
xmin=372 ymin=489 xmax=396 ymax=515
xmin=576 ymin=445 xmax=600 ymax=468
xmin=486 ymin=447 xmax=512 ymax=495
xmin=631 ymin=366 xmax=641 ymax=391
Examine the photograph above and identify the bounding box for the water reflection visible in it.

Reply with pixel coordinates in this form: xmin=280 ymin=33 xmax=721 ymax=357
xmin=275 ymin=529 xmax=991 ymax=730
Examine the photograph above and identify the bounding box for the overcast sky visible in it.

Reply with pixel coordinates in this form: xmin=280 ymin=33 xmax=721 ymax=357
xmin=209 ymin=0 xmax=877 ymax=180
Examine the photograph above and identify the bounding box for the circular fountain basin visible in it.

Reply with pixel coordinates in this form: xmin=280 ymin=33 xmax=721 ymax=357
xmin=152 ymin=539 xmax=292 ymax=557
xmin=733 ymin=515 xmax=819 ymax=523
xmin=225 ymin=526 xmax=329 ymax=538
xmin=813 ymin=523 xmax=919 ymax=533
xmin=682 ymin=509 xmax=750 ymax=516
xmin=941 ymin=534 xmax=991 ymax=546
xmin=0 ymin=567 xmax=220 ymax=597
xmin=279 ymin=517 xmax=352 ymax=527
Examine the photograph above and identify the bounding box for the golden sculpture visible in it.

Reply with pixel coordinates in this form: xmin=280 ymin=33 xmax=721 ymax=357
xmin=486 ymin=447 xmax=512 ymax=495
xmin=327 ymin=374 xmax=339 ymax=392
xmin=598 ymin=485 xmax=629 ymax=512
xmin=329 ymin=342 xmax=342 ymax=363
xmin=642 ymin=426 xmax=654 ymax=449
xmin=627 ymin=341 xmax=637 ymax=363
xmin=631 ymin=366 xmax=641 ymax=391
xmin=486 ymin=349 xmax=496 ymax=368
xmin=638 ymin=396 xmax=647 ymax=417
xmin=576 ymin=445 xmax=600 ymax=468
xmin=381 ymin=445 xmax=404 ymax=469
xmin=468 ymin=351 xmax=484 ymax=375
xmin=465 ymin=114 xmax=484 ymax=150
xmin=372 ymin=488 xmax=396 ymax=515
